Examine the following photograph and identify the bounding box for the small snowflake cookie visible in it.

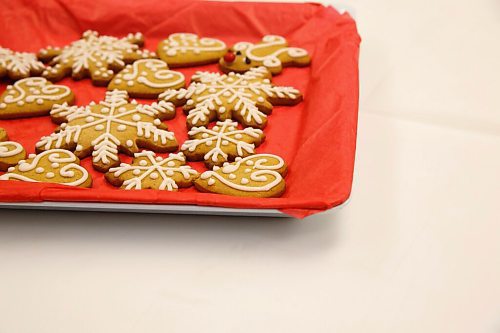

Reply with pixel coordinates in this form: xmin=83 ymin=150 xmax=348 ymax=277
xmin=157 ymin=33 xmax=227 ymax=67
xmin=38 ymin=30 xmax=156 ymax=86
xmin=195 ymin=154 xmax=287 ymax=198
xmin=181 ymin=119 xmax=264 ymax=168
xmin=36 ymin=90 xmax=178 ymax=172
xmin=0 ymin=141 xmax=26 ymax=171
xmin=108 ymin=59 xmax=185 ymax=98
xmin=0 ymin=149 xmax=92 ymax=188
xmin=0 ymin=128 xmax=7 ymax=142
xmin=219 ymin=35 xmax=310 ymax=75
xmin=0 ymin=77 xmax=74 ymax=119
xmin=160 ymin=67 xmax=302 ymax=129
xmin=0 ymin=46 xmax=45 ymax=80
xmin=105 ymin=151 xmax=198 ymax=191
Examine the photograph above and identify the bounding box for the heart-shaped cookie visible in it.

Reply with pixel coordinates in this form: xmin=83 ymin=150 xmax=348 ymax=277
xmin=108 ymin=59 xmax=185 ymax=98
xmin=0 ymin=77 xmax=74 ymax=119
xmin=0 ymin=149 xmax=91 ymax=187
xmin=0 ymin=141 xmax=26 ymax=171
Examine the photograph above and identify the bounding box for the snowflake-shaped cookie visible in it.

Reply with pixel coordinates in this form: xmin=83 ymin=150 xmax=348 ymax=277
xmin=157 ymin=33 xmax=227 ymax=67
xmin=195 ymin=154 xmax=287 ymax=198
xmin=181 ymin=119 xmax=264 ymax=168
xmin=0 ymin=47 xmax=45 ymax=80
xmin=36 ymin=90 xmax=178 ymax=172
xmin=0 ymin=149 xmax=92 ymax=188
xmin=38 ymin=30 xmax=156 ymax=86
xmin=160 ymin=67 xmax=302 ymax=129
xmin=106 ymin=151 xmax=198 ymax=191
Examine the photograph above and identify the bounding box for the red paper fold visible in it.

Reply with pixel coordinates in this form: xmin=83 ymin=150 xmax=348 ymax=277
xmin=0 ymin=0 xmax=360 ymax=218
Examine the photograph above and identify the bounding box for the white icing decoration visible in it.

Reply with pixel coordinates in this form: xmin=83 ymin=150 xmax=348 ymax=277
xmin=118 ymin=59 xmax=185 ymax=89
xmin=1 ymin=77 xmax=71 ymax=106
xmin=0 ymin=47 xmax=45 ymax=76
xmin=0 ymin=141 xmax=23 ymax=158
xmin=160 ymin=33 xmax=226 ymax=57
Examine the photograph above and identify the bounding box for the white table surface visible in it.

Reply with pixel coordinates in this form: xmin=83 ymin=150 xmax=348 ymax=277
xmin=1 ymin=0 xmax=499 ymax=332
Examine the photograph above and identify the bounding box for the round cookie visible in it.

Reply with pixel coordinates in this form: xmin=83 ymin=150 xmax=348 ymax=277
xmin=181 ymin=119 xmax=264 ymax=168
xmin=38 ymin=30 xmax=156 ymax=86
xmin=160 ymin=67 xmax=302 ymax=129
xmin=195 ymin=154 xmax=287 ymax=198
xmin=36 ymin=90 xmax=178 ymax=172
xmin=0 ymin=128 xmax=7 ymax=142
xmin=106 ymin=151 xmax=198 ymax=191
xmin=108 ymin=59 xmax=185 ymax=98
xmin=0 ymin=77 xmax=74 ymax=119
xmin=0 ymin=141 xmax=27 ymax=171
xmin=157 ymin=33 xmax=227 ymax=67
xmin=0 ymin=149 xmax=91 ymax=187
xmin=219 ymin=35 xmax=311 ymax=75
xmin=0 ymin=47 xmax=45 ymax=80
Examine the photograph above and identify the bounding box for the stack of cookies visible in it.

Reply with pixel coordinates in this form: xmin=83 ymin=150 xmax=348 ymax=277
xmin=0 ymin=31 xmax=311 ymax=198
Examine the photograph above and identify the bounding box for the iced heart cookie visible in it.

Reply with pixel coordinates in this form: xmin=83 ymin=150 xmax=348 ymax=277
xmin=0 ymin=149 xmax=91 ymax=188
xmin=36 ymin=90 xmax=178 ymax=172
xmin=0 ymin=141 xmax=26 ymax=171
xmin=107 ymin=59 xmax=185 ymax=98
xmin=160 ymin=67 xmax=302 ymax=129
xmin=157 ymin=33 xmax=227 ymax=67
xmin=0 ymin=128 xmax=7 ymax=141
xmin=195 ymin=154 xmax=287 ymax=197
xmin=0 ymin=77 xmax=74 ymax=119
xmin=0 ymin=47 xmax=45 ymax=80
xmin=219 ymin=35 xmax=310 ymax=75
xmin=181 ymin=119 xmax=264 ymax=168
xmin=106 ymin=151 xmax=198 ymax=191
xmin=38 ymin=30 xmax=156 ymax=86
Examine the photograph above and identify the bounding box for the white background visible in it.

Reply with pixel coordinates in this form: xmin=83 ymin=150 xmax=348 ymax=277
xmin=1 ymin=0 xmax=499 ymax=332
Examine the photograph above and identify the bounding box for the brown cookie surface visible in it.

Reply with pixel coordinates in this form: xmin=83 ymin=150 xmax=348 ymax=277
xmin=0 ymin=77 xmax=74 ymax=119
xmin=0 ymin=47 xmax=45 ymax=80
xmin=0 ymin=141 xmax=26 ymax=171
xmin=38 ymin=30 xmax=156 ymax=86
xmin=108 ymin=59 xmax=185 ymax=98
xmin=195 ymin=154 xmax=287 ymax=197
xmin=157 ymin=33 xmax=227 ymax=67
xmin=181 ymin=119 xmax=264 ymax=168
xmin=219 ymin=35 xmax=310 ymax=75
xmin=36 ymin=90 xmax=178 ymax=172
xmin=0 ymin=128 xmax=7 ymax=142
xmin=0 ymin=149 xmax=91 ymax=187
xmin=160 ymin=67 xmax=302 ymax=129
xmin=106 ymin=151 xmax=198 ymax=190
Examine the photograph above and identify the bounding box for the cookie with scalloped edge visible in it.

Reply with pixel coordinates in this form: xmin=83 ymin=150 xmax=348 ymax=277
xmin=157 ymin=33 xmax=227 ymax=67
xmin=0 ymin=77 xmax=74 ymax=119
xmin=0 ymin=141 xmax=26 ymax=171
xmin=0 ymin=149 xmax=91 ymax=187
xmin=108 ymin=59 xmax=185 ymax=98
xmin=195 ymin=154 xmax=287 ymax=198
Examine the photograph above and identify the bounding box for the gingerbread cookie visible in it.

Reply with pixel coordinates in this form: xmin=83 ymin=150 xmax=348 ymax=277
xmin=160 ymin=67 xmax=302 ymax=129
xmin=182 ymin=119 xmax=264 ymax=168
xmin=108 ymin=59 xmax=185 ymax=98
xmin=157 ymin=33 xmax=227 ymax=67
xmin=0 ymin=77 xmax=74 ymax=119
xmin=0 ymin=149 xmax=91 ymax=187
xmin=38 ymin=30 xmax=156 ymax=86
xmin=36 ymin=90 xmax=178 ymax=172
xmin=0 ymin=47 xmax=45 ymax=80
xmin=219 ymin=35 xmax=310 ymax=75
xmin=0 ymin=141 xmax=26 ymax=171
xmin=195 ymin=154 xmax=287 ymax=197
xmin=106 ymin=151 xmax=198 ymax=190
xmin=0 ymin=128 xmax=7 ymax=142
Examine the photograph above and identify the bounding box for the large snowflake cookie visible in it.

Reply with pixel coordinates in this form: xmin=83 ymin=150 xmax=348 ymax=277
xmin=0 ymin=47 xmax=45 ymax=80
xmin=0 ymin=77 xmax=74 ymax=119
xmin=157 ymin=33 xmax=227 ymax=67
xmin=0 ymin=141 xmax=26 ymax=171
xmin=38 ymin=30 xmax=156 ymax=86
xmin=195 ymin=154 xmax=287 ymax=197
xmin=219 ymin=35 xmax=310 ymax=75
xmin=0 ymin=149 xmax=92 ymax=188
xmin=105 ymin=151 xmax=198 ymax=191
xmin=181 ymin=119 xmax=264 ymax=168
xmin=36 ymin=90 xmax=178 ymax=172
xmin=108 ymin=59 xmax=185 ymax=98
xmin=160 ymin=67 xmax=302 ymax=129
